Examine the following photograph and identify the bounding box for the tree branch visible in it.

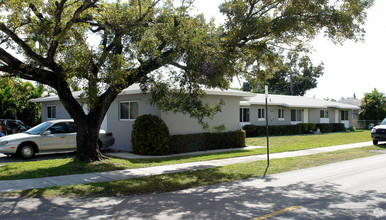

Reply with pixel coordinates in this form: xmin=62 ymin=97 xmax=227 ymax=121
xmin=47 ymin=0 xmax=98 ymax=64
xmin=0 ymin=48 xmax=57 ymax=86
xmin=171 ymin=62 xmax=187 ymax=70
xmin=0 ymin=23 xmax=47 ymax=67
xmin=28 ymin=3 xmax=45 ymax=21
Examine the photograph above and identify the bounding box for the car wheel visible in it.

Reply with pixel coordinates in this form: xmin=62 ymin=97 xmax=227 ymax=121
xmin=98 ymin=140 xmax=103 ymax=150
xmin=373 ymin=140 xmax=378 ymax=145
xmin=17 ymin=143 xmax=36 ymax=159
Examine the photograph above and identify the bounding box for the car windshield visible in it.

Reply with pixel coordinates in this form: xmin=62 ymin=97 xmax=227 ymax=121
xmin=381 ymin=119 xmax=386 ymax=125
xmin=18 ymin=121 xmax=29 ymax=130
xmin=25 ymin=122 xmax=52 ymax=135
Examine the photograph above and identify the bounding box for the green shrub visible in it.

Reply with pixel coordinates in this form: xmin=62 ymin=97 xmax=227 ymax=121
xmin=169 ymin=130 xmax=245 ymax=154
xmin=299 ymin=123 xmax=317 ymax=134
xmin=243 ymin=124 xmax=303 ymax=137
xmin=131 ymin=114 xmax=171 ymax=155
xmin=315 ymin=123 xmax=345 ymax=133
xmin=243 ymin=123 xmax=346 ymax=137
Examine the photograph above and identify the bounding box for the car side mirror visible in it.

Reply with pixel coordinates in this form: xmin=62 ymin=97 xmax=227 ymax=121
xmin=43 ymin=131 xmax=51 ymax=136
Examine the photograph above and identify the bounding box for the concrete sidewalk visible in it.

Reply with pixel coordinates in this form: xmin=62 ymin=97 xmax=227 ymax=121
xmin=0 ymin=141 xmax=373 ymax=193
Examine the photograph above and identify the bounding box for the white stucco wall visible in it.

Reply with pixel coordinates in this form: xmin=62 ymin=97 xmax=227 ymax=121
xmin=248 ymin=105 xmax=292 ymax=126
xmin=41 ymin=101 xmax=71 ymax=122
xmin=161 ymin=96 xmax=242 ymax=135
xmin=106 ymin=93 xmax=161 ymax=150
xmin=37 ymin=93 xmax=247 ymax=151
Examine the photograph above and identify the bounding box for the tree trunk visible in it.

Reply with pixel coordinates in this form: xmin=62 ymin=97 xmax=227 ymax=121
xmin=54 ymin=85 xmax=120 ymax=162
xmin=74 ymin=119 xmax=107 ymax=162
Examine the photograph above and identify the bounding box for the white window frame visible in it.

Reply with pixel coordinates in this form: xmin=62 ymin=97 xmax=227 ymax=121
xmin=240 ymin=107 xmax=250 ymax=123
xmin=258 ymin=108 xmax=265 ymax=121
xmin=278 ymin=109 xmax=285 ymax=120
xmin=320 ymin=110 xmax=329 ymax=118
xmin=119 ymin=101 xmax=139 ymax=121
xmin=341 ymin=110 xmax=349 ymax=121
xmin=291 ymin=109 xmax=302 ymax=125
xmin=320 ymin=109 xmax=329 ymax=123
xmin=47 ymin=105 xmax=57 ymax=119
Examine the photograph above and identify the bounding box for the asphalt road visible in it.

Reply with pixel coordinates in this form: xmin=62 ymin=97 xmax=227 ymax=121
xmin=1 ymin=154 xmax=386 ymax=219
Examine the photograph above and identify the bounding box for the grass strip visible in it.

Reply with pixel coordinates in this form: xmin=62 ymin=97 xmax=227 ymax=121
xmin=2 ymin=145 xmax=382 ymax=198
xmin=0 ymin=131 xmax=372 ymax=181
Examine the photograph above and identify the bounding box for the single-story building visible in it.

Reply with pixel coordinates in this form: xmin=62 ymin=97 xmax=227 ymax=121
xmin=32 ymin=85 xmax=360 ymax=151
xmin=240 ymin=94 xmax=360 ymax=129
xmin=32 ymin=84 xmax=254 ymax=151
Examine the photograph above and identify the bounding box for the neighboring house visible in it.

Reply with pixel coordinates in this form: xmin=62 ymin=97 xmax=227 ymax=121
xmin=240 ymin=94 xmax=360 ymax=129
xmin=32 ymin=84 xmax=254 ymax=151
xmin=338 ymin=98 xmax=362 ymax=128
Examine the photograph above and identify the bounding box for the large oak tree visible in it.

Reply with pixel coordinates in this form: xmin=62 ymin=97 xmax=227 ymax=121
xmin=0 ymin=0 xmax=373 ymax=161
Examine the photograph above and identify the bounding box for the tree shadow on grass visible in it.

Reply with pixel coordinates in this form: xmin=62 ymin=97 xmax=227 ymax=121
xmin=0 ymin=152 xmax=76 ymax=164
xmin=0 ymin=154 xmax=129 ymax=181
xmin=0 ymin=164 xmax=385 ymax=219
xmin=0 ymin=148 xmax=261 ymax=181
xmin=375 ymin=142 xmax=386 ymax=149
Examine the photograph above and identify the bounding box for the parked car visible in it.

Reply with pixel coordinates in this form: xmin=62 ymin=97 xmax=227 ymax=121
xmin=0 ymin=119 xmax=30 ymax=135
xmin=371 ymin=118 xmax=386 ymax=145
xmin=0 ymin=119 xmax=115 ymax=159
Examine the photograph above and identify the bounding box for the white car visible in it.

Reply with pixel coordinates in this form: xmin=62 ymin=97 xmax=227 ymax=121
xmin=371 ymin=118 xmax=386 ymax=145
xmin=0 ymin=119 xmax=115 ymax=159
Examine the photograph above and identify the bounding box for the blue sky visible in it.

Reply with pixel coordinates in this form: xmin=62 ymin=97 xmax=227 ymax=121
xmin=193 ymin=0 xmax=386 ymax=100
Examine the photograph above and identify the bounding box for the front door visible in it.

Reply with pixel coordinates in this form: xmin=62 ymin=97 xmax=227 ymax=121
xmin=341 ymin=111 xmax=349 ymax=128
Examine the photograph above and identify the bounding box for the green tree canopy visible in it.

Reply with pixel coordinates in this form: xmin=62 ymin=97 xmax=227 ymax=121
xmin=359 ymin=88 xmax=386 ymax=120
xmin=0 ymin=0 xmax=374 ymax=161
xmin=242 ymin=52 xmax=324 ymax=96
xmin=219 ymin=0 xmax=373 ymax=83
xmin=0 ymin=77 xmax=44 ymax=125
xmin=267 ymin=54 xmax=324 ymax=96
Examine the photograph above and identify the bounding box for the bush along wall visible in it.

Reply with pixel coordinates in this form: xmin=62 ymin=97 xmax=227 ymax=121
xmin=315 ymin=123 xmax=346 ymax=133
xmin=131 ymin=114 xmax=171 ymax=155
xmin=244 ymin=123 xmax=346 ymax=137
xmin=169 ymin=130 xmax=246 ymax=154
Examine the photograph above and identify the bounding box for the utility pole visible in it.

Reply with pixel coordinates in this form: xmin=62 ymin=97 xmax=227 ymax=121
xmin=265 ymin=85 xmax=270 ymax=166
xmin=289 ymin=67 xmax=294 ymax=95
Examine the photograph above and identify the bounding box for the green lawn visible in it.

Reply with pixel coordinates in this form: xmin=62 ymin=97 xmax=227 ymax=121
xmin=3 ymin=144 xmax=383 ymax=198
xmin=245 ymin=130 xmax=372 ymax=151
xmin=0 ymin=130 xmax=372 ymax=181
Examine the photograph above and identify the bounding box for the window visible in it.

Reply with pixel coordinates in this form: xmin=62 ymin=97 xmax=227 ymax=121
xmin=320 ymin=110 xmax=329 ymax=118
xmin=291 ymin=109 xmax=302 ymax=122
xmin=48 ymin=122 xmax=67 ymax=134
xmin=341 ymin=111 xmax=349 ymax=120
xmin=240 ymin=108 xmax=250 ymax=122
xmin=278 ymin=109 xmax=284 ymax=120
xmin=47 ymin=105 xmax=56 ymax=119
xmin=258 ymin=108 xmax=265 ymax=120
xmin=68 ymin=123 xmax=77 ymax=133
xmin=119 ymin=101 xmax=139 ymax=120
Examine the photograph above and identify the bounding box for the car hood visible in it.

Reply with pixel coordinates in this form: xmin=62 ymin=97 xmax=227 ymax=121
xmin=374 ymin=125 xmax=386 ymax=129
xmin=0 ymin=133 xmax=34 ymax=142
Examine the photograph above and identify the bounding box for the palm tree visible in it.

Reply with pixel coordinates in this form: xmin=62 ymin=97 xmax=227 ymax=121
xmin=359 ymin=88 xmax=386 ymax=121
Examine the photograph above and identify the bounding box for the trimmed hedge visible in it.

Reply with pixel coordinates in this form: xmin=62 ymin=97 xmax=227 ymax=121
xmin=244 ymin=123 xmax=346 ymax=137
xmin=169 ymin=130 xmax=246 ymax=154
xmin=315 ymin=123 xmax=346 ymax=133
xmin=131 ymin=114 xmax=171 ymax=155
